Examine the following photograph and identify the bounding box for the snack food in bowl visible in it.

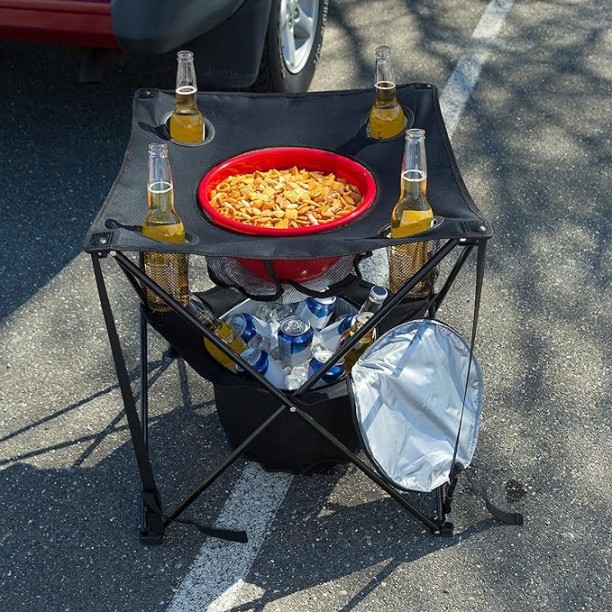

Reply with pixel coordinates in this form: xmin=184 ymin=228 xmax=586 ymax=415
xmin=198 ymin=147 xmax=377 ymax=282
xmin=198 ymin=147 xmax=377 ymax=237
xmin=208 ymin=166 xmax=362 ymax=230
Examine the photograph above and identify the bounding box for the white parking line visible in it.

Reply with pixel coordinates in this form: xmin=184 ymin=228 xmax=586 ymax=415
xmin=167 ymin=462 xmax=292 ymax=611
xmin=168 ymin=2 xmax=514 ymax=609
xmin=439 ymin=0 xmax=515 ymax=137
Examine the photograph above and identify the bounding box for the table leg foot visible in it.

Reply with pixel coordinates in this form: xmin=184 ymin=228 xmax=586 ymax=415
xmin=139 ymin=527 xmax=164 ymax=545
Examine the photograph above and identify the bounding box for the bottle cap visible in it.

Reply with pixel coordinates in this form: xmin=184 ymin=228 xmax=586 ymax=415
xmin=177 ymin=50 xmax=194 ymax=62
xmin=375 ymin=46 xmax=391 ymax=60
xmin=148 ymin=142 xmax=169 ymax=157
xmin=406 ymin=128 xmax=425 ymax=140
xmin=370 ymin=286 xmax=388 ymax=302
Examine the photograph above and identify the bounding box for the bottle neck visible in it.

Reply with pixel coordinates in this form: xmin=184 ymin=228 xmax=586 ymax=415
xmin=374 ymin=47 xmax=396 ymax=97
xmin=400 ymin=131 xmax=428 ymax=199
xmin=357 ymin=296 xmax=384 ymax=317
xmin=147 ymin=180 xmax=175 ymax=212
xmin=147 ymin=147 xmax=179 ymax=215
xmin=374 ymin=81 xmax=398 ymax=105
xmin=188 ymin=300 xmax=222 ymax=332
xmin=175 ymin=85 xmax=198 ymax=110
xmin=399 ymin=170 xmax=428 ymax=200
xmin=176 ymin=55 xmax=198 ymax=108
xmin=356 ymin=286 xmax=387 ymax=317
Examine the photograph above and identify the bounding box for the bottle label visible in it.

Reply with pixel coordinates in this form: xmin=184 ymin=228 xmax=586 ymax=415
xmin=392 ymin=209 xmax=433 ymax=237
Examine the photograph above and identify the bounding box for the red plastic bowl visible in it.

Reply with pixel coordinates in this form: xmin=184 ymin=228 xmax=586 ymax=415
xmin=197 ymin=147 xmax=377 ymax=237
xmin=233 ymin=255 xmax=342 ymax=283
xmin=197 ymin=147 xmax=377 ymax=282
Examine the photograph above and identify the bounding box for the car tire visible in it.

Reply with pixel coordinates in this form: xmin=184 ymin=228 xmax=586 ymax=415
xmin=252 ymin=0 xmax=328 ymax=93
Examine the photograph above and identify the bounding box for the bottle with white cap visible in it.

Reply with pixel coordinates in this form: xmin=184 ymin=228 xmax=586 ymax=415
xmin=169 ymin=50 xmax=205 ymax=144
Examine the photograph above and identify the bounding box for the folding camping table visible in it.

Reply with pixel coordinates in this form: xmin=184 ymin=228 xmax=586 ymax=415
xmin=83 ymin=83 xmax=497 ymax=544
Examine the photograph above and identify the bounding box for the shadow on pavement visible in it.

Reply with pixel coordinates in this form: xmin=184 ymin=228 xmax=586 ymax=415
xmin=0 ymin=42 xmax=177 ymax=320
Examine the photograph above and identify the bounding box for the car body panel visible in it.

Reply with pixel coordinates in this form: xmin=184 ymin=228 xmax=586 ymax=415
xmin=112 ymin=0 xmax=247 ymax=54
xmin=0 ymin=0 xmax=317 ymax=91
xmin=0 ymin=0 xmax=256 ymax=55
xmin=0 ymin=0 xmax=116 ymax=48
xmin=184 ymin=0 xmax=272 ymax=88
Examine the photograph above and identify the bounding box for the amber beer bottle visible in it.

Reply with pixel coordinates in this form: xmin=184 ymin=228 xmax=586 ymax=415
xmin=187 ymin=298 xmax=247 ymax=370
xmin=367 ymin=45 xmax=406 ymax=140
xmin=338 ymin=285 xmax=388 ymax=371
xmin=388 ymin=129 xmax=434 ymax=297
xmin=169 ymin=50 xmax=205 ymax=144
xmin=142 ymin=143 xmax=190 ymax=312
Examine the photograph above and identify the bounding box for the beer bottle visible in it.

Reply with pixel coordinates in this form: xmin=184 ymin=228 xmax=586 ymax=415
xmin=388 ymin=128 xmax=434 ymax=297
xmin=338 ymin=285 xmax=388 ymax=371
xmin=169 ymin=50 xmax=205 ymax=144
xmin=142 ymin=143 xmax=190 ymax=312
xmin=367 ymin=46 xmax=406 ymax=140
xmin=187 ymin=298 xmax=247 ymax=370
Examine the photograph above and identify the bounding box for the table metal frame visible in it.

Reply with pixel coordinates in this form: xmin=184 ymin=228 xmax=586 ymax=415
xmin=91 ymin=236 xmax=485 ymax=544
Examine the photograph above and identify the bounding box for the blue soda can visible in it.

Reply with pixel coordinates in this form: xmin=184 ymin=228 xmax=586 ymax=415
xmin=278 ymin=316 xmax=314 ymax=368
xmin=295 ymin=296 xmax=337 ymax=330
xmin=228 ymin=313 xmax=267 ymax=343
xmin=336 ymin=314 xmax=354 ymax=335
xmin=308 ymin=345 xmax=345 ymax=386
xmin=239 ymin=347 xmax=285 ymax=388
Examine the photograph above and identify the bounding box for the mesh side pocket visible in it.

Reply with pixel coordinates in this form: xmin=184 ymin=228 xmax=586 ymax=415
xmin=141 ymin=252 xmax=190 ymax=312
xmin=387 ymin=240 xmax=439 ymax=297
xmin=206 ymin=255 xmax=360 ymax=302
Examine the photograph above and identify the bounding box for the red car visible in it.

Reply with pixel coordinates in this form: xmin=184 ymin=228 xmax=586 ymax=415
xmin=0 ymin=0 xmax=328 ymax=91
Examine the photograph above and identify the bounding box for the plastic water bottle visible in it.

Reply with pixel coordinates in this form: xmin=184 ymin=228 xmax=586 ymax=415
xmin=317 ymin=315 xmax=354 ymax=352
xmin=238 ymin=347 xmax=285 ymax=388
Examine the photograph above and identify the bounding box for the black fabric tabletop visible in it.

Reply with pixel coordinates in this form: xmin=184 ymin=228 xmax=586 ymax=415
xmin=83 ymin=83 xmax=491 ymax=259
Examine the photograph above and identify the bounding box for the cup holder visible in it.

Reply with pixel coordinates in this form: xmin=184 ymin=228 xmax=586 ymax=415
xmin=359 ymin=105 xmax=415 ymax=142
xmin=160 ymin=112 xmax=215 ymax=147
xmin=377 ymin=215 xmax=443 ymax=239
xmin=104 ymin=218 xmax=199 ymax=246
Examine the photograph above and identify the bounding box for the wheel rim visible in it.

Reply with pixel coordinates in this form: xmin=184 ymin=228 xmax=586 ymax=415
xmin=279 ymin=0 xmax=319 ymax=74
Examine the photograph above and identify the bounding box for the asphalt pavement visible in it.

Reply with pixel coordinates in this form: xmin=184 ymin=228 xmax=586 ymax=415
xmin=1 ymin=0 xmax=611 ymax=610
